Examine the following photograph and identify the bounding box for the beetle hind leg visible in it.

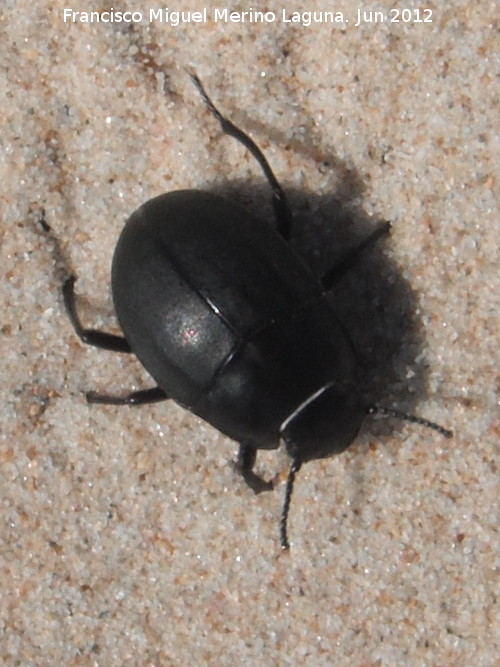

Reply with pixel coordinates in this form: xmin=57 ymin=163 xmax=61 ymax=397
xmin=189 ymin=72 xmax=293 ymax=241
xmin=235 ymin=442 xmax=274 ymax=494
xmin=63 ymin=276 xmax=131 ymax=352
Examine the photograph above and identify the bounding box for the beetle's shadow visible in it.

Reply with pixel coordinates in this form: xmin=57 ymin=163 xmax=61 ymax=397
xmin=211 ymin=179 xmax=428 ymax=444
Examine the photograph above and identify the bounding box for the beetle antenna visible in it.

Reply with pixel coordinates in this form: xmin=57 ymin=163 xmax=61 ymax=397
xmin=280 ymin=459 xmax=303 ymax=550
xmin=367 ymin=405 xmax=453 ymax=439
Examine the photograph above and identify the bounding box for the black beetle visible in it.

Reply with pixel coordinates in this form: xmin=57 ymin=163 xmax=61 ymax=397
xmin=63 ymin=73 xmax=452 ymax=549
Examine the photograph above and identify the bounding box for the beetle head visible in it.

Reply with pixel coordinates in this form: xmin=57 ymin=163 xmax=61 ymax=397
xmin=279 ymin=385 xmax=453 ymax=549
xmin=281 ymin=382 xmax=365 ymax=463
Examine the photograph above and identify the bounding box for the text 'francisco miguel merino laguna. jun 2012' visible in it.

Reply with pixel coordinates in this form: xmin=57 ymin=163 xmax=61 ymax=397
xmin=62 ymin=7 xmax=434 ymax=28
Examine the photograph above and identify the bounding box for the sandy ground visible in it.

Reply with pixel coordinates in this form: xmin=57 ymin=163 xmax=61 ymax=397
xmin=1 ymin=1 xmax=498 ymax=665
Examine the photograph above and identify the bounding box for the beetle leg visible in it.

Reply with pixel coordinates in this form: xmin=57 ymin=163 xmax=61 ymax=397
xmin=280 ymin=459 xmax=302 ymax=550
xmin=235 ymin=442 xmax=274 ymax=494
xmin=63 ymin=276 xmax=131 ymax=352
xmin=321 ymin=221 xmax=391 ymax=290
xmin=86 ymin=387 xmax=169 ymax=406
xmin=189 ymin=72 xmax=293 ymax=240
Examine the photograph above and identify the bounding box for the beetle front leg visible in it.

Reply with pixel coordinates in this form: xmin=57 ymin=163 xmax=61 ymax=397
xmin=63 ymin=276 xmax=132 ymax=352
xmin=235 ymin=442 xmax=274 ymax=494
